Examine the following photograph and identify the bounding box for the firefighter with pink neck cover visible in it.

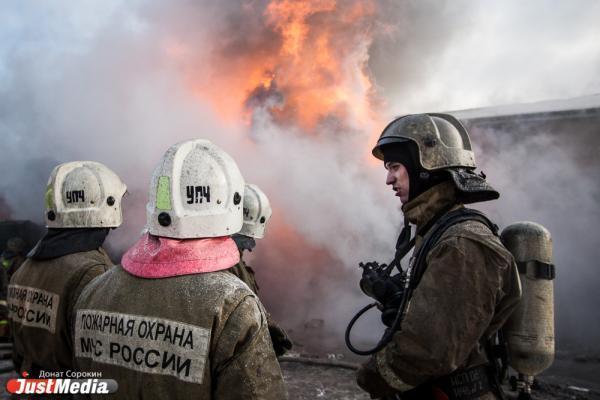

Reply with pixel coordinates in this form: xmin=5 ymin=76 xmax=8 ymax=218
xmin=72 ymin=139 xmax=287 ymax=399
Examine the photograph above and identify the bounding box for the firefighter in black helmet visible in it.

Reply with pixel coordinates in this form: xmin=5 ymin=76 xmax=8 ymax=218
xmin=356 ymin=114 xmax=521 ymax=400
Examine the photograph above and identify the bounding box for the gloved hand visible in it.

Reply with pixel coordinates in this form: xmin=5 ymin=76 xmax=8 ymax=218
xmin=267 ymin=316 xmax=293 ymax=356
xmin=356 ymin=357 xmax=398 ymax=399
xmin=359 ymin=262 xmax=406 ymax=328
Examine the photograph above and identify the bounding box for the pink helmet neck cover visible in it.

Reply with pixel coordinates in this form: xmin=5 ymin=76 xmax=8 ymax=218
xmin=122 ymin=233 xmax=240 ymax=278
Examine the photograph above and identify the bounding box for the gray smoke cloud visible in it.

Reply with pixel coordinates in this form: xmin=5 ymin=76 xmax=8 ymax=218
xmin=1 ymin=0 xmax=599 ymax=351
xmin=467 ymin=122 xmax=600 ymax=350
xmin=369 ymin=0 xmax=600 ymax=114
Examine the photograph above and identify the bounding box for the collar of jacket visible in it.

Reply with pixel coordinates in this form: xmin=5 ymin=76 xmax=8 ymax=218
xmin=401 ymin=181 xmax=461 ymax=229
xmin=122 ymin=233 xmax=240 ymax=278
xmin=27 ymin=228 xmax=109 ymax=260
xmin=232 ymin=233 xmax=256 ymax=253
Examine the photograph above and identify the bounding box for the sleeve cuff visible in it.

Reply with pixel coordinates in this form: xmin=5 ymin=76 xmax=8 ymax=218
xmin=376 ymin=348 xmax=416 ymax=392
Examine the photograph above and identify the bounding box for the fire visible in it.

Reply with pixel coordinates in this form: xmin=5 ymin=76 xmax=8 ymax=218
xmin=259 ymin=0 xmax=378 ymax=130
xmin=266 ymin=0 xmax=337 ymax=58
xmin=176 ymin=0 xmax=381 ymax=133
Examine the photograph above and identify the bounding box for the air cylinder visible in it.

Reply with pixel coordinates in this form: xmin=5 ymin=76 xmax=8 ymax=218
xmin=501 ymin=221 xmax=555 ymax=377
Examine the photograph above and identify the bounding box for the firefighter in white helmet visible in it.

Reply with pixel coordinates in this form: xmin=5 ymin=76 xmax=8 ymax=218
xmin=228 ymin=184 xmax=292 ymax=356
xmin=353 ymin=114 xmax=522 ymax=400
xmin=8 ymin=161 xmax=126 ymax=376
xmin=73 ymin=140 xmax=287 ymax=399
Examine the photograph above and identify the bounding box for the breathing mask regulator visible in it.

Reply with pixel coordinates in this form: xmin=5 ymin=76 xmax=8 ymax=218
xmin=345 ymin=221 xmax=414 ymax=356
xmin=345 ymin=201 xmax=467 ymax=356
xmin=360 ymin=216 xmax=415 ymax=323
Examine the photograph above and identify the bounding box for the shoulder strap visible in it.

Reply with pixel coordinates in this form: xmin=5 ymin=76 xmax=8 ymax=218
xmin=410 ymin=208 xmax=499 ymax=288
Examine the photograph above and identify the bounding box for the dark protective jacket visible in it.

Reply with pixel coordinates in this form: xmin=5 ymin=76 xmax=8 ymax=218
xmin=373 ymin=181 xmax=522 ymax=399
xmin=73 ymin=265 xmax=287 ymax=400
xmin=8 ymin=248 xmax=112 ymax=373
xmin=228 ymin=255 xmax=293 ymax=356
xmin=228 ymin=257 xmax=260 ymax=293
xmin=0 ymin=266 xmax=8 ymax=301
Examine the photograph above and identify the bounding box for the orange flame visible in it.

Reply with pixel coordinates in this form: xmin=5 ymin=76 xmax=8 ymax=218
xmin=261 ymin=0 xmax=378 ymax=130
xmin=174 ymin=0 xmax=381 ymax=133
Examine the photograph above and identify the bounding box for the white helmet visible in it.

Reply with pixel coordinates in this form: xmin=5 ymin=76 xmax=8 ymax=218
xmin=239 ymin=184 xmax=272 ymax=239
xmin=45 ymin=161 xmax=127 ymax=228
xmin=146 ymin=139 xmax=245 ymax=239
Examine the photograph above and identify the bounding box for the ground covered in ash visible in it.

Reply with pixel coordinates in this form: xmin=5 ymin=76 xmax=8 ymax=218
xmin=278 ymin=351 xmax=600 ymax=400
xmin=0 ymin=349 xmax=599 ymax=399
xmin=280 ymin=358 xmax=368 ymax=400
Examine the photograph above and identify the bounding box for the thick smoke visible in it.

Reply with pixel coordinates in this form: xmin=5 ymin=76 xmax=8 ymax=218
xmin=0 ymin=0 xmax=398 ymax=348
xmin=369 ymin=0 xmax=600 ymax=115
xmin=1 ymin=0 xmax=599 ymax=351
xmin=468 ymin=122 xmax=600 ymax=350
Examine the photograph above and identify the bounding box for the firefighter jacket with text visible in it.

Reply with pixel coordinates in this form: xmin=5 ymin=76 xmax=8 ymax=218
xmin=8 ymin=248 xmax=112 ymax=373
xmin=72 ymin=259 xmax=287 ymax=400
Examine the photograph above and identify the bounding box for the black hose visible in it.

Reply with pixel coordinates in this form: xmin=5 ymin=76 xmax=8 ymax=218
xmin=345 ymin=223 xmax=419 ymax=356
xmin=346 ymin=255 xmax=417 ymax=356
xmin=344 ymin=302 xmax=380 ymax=355
xmin=344 ymin=291 xmax=410 ymax=356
